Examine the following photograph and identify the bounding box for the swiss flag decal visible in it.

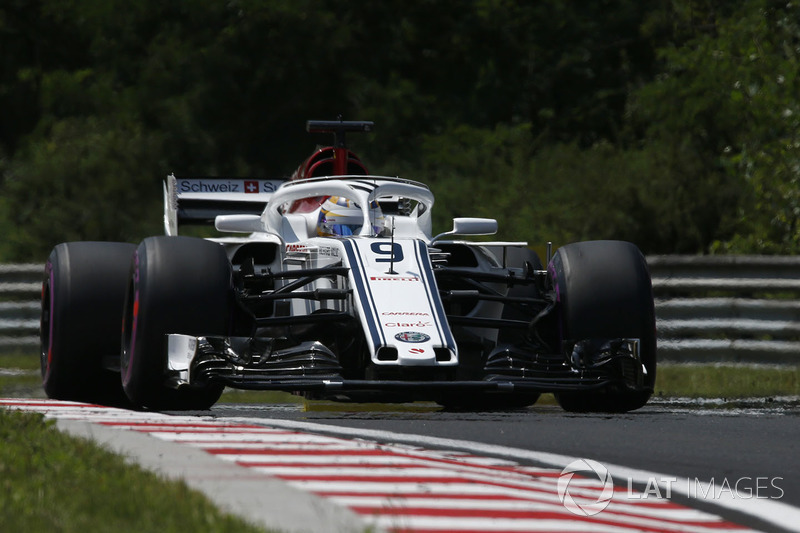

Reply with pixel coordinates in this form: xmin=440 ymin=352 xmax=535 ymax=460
xmin=244 ymin=181 xmax=259 ymax=193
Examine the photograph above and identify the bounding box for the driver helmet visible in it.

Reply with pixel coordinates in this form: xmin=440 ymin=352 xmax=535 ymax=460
xmin=316 ymin=196 xmax=385 ymax=237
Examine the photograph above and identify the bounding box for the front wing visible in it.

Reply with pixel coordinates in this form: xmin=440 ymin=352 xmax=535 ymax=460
xmin=166 ymin=334 xmax=649 ymax=400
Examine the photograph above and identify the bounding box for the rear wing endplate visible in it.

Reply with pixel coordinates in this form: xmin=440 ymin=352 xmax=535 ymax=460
xmin=164 ymin=174 xmax=286 ymax=235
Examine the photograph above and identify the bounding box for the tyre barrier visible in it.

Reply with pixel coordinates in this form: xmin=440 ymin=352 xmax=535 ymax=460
xmin=650 ymin=255 xmax=800 ymax=364
xmin=0 ymin=264 xmax=41 ymax=352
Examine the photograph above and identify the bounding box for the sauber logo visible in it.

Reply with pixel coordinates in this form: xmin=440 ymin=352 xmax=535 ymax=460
xmin=285 ymin=244 xmax=339 ymax=257
xmin=370 ymin=276 xmax=419 ymax=282
xmin=408 ymin=348 xmax=425 ymax=354
xmin=318 ymin=246 xmax=339 ymax=258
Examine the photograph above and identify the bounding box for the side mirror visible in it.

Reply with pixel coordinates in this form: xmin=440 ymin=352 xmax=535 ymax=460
xmin=215 ymin=214 xmax=264 ymax=233
xmin=432 ymin=217 xmax=498 ymax=243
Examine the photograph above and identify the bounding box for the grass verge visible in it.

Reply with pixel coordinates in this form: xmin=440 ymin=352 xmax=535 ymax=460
xmin=653 ymin=363 xmax=800 ymax=399
xmin=0 ymin=408 xmax=271 ymax=533
xmin=0 ymin=351 xmax=39 ymax=369
xmin=218 ymin=389 xmax=304 ymax=404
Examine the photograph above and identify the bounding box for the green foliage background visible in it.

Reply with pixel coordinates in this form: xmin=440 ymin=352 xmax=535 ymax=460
xmin=1 ymin=0 xmax=798 ymax=261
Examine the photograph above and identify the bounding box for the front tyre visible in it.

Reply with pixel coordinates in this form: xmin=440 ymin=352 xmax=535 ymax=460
xmin=550 ymin=240 xmax=656 ymax=413
xmin=41 ymin=242 xmax=136 ymax=406
xmin=121 ymin=236 xmax=231 ymax=410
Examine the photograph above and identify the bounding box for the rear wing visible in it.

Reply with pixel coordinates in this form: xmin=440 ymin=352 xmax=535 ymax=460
xmin=163 ymin=174 xmax=286 ymax=235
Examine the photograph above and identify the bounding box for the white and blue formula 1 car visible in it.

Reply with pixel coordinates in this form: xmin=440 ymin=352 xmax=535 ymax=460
xmin=40 ymin=120 xmax=656 ymax=412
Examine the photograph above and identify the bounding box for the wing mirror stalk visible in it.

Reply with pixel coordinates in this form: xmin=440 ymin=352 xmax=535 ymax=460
xmin=215 ymin=214 xmax=263 ymax=233
xmin=432 ymin=217 xmax=498 ymax=243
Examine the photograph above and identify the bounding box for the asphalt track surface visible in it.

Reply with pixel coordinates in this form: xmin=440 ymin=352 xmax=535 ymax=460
xmin=207 ymin=398 xmax=800 ymax=532
xmin=3 ymin=397 xmax=799 ymax=532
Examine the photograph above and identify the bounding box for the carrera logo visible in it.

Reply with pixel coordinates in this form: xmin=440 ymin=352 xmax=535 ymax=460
xmin=370 ymin=276 xmax=419 ymax=282
xmin=394 ymin=331 xmax=431 ymax=343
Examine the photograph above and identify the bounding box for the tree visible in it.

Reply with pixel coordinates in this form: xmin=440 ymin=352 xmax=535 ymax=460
xmin=4 ymin=117 xmax=164 ymax=260
xmin=628 ymin=0 xmax=800 ymax=253
xmin=1 ymin=0 xmax=797 ymax=259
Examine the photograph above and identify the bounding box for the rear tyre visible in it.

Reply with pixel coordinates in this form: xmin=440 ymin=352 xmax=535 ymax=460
xmin=41 ymin=242 xmax=136 ymax=406
xmin=550 ymin=240 xmax=656 ymax=413
xmin=121 ymin=236 xmax=230 ymax=410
